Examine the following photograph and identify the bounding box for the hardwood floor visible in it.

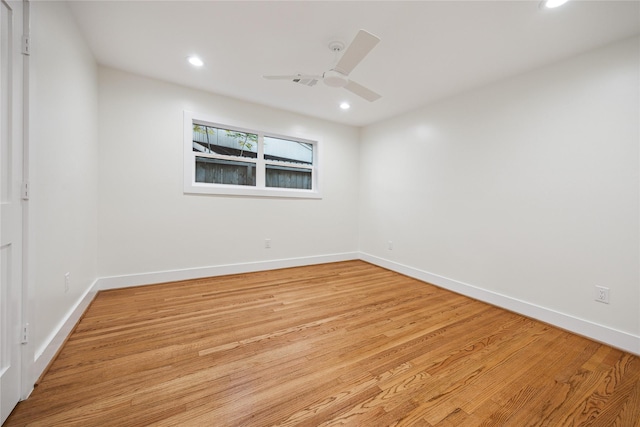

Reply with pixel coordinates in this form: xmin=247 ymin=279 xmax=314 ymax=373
xmin=6 ymin=261 xmax=640 ymax=426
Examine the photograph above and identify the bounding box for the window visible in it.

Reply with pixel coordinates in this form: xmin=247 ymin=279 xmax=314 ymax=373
xmin=184 ymin=111 xmax=320 ymax=198
xmin=264 ymin=136 xmax=313 ymax=190
xmin=193 ymin=125 xmax=258 ymax=187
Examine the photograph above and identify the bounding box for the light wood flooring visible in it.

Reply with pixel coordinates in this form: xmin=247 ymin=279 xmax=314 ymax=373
xmin=6 ymin=261 xmax=640 ymax=426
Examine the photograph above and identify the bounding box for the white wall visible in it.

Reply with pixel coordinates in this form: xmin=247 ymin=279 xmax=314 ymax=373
xmin=97 ymin=68 xmax=360 ymax=279
xmin=359 ymin=36 xmax=639 ymax=351
xmin=29 ymin=1 xmax=99 ymax=371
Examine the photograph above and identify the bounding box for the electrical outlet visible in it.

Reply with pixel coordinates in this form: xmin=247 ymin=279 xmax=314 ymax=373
xmin=265 ymin=238 xmax=271 ymax=249
xmin=388 ymin=240 xmax=393 ymax=250
xmin=64 ymin=272 xmax=70 ymax=293
xmin=595 ymin=285 xmax=609 ymax=304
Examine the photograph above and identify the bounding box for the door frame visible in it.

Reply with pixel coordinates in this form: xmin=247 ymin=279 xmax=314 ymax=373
xmin=1 ymin=0 xmax=30 ymax=418
xmin=20 ymin=0 xmax=31 ymax=399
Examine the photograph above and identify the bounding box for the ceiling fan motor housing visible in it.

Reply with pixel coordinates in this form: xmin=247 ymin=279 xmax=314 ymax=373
xmin=323 ymin=69 xmax=348 ymax=87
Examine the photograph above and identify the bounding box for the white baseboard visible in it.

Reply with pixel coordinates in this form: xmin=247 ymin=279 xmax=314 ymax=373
xmin=359 ymin=252 xmax=640 ymax=356
xmin=97 ymin=252 xmax=359 ymax=290
xmin=33 ymin=278 xmax=101 ymax=383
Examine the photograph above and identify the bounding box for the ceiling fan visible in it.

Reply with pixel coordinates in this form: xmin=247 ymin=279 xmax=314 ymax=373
xmin=263 ymin=29 xmax=381 ymax=102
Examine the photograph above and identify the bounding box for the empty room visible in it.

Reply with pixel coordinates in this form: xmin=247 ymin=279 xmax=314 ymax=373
xmin=1 ymin=0 xmax=639 ymax=425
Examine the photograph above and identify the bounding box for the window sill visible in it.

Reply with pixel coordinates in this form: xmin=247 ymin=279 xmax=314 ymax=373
xmin=184 ymin=183 xmax=322 ymax=199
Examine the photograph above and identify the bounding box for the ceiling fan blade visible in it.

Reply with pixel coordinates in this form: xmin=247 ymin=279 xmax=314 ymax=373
xmin=334 ymin=30 xmax=380 ymax=76
xmin=263 ymin=75 xmax=302 ymax=80
xmin=344 ymin=80 xmax=381 ymax=102
xmin=264 ymin=74 xmax=321 ymax=87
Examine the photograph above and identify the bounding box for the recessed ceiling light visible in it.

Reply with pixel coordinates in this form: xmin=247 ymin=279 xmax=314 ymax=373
xmin=340 ymin=102 xmax=351 ymax=110
xmin=188 ymin=56 xmax=204 ymax=67
xmin=543 ymin=0 xmax=569 ymax=9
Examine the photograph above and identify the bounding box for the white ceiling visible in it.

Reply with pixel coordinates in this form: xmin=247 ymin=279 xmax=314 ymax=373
xmin=67 ymin=0 xmax=640 ymax=127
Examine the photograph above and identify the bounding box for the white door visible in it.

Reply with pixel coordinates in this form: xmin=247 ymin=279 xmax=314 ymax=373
xmin=0 ymin=0 xmax=23 ymax=423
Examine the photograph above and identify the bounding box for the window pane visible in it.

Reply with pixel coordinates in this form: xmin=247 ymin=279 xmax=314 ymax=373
xmin=266 ymin=165 xmax=312 ymax=190
xmin=196 ymin=157 xmax=256 ymax=186
xmin=193 ymin=124 xmax=258 ymax=159
xmin=264 ymin=136 xmax=312 ymax=165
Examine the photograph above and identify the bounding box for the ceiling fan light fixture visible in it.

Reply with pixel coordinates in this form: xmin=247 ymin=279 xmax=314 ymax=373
xmin=323 ymin=70 xmax=348 ymax=88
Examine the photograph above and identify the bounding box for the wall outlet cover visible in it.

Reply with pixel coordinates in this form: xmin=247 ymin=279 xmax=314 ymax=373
xmin=595 ymin=285 xmax=609 ymax=304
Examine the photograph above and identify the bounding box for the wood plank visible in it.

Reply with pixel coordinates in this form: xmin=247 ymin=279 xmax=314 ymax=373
xmin=5 ymin=261 xmax=639 ymax=426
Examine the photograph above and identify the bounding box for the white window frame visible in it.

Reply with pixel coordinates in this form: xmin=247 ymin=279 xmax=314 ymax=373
xmin=184 ymin=111 xmax=321 ymax=198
